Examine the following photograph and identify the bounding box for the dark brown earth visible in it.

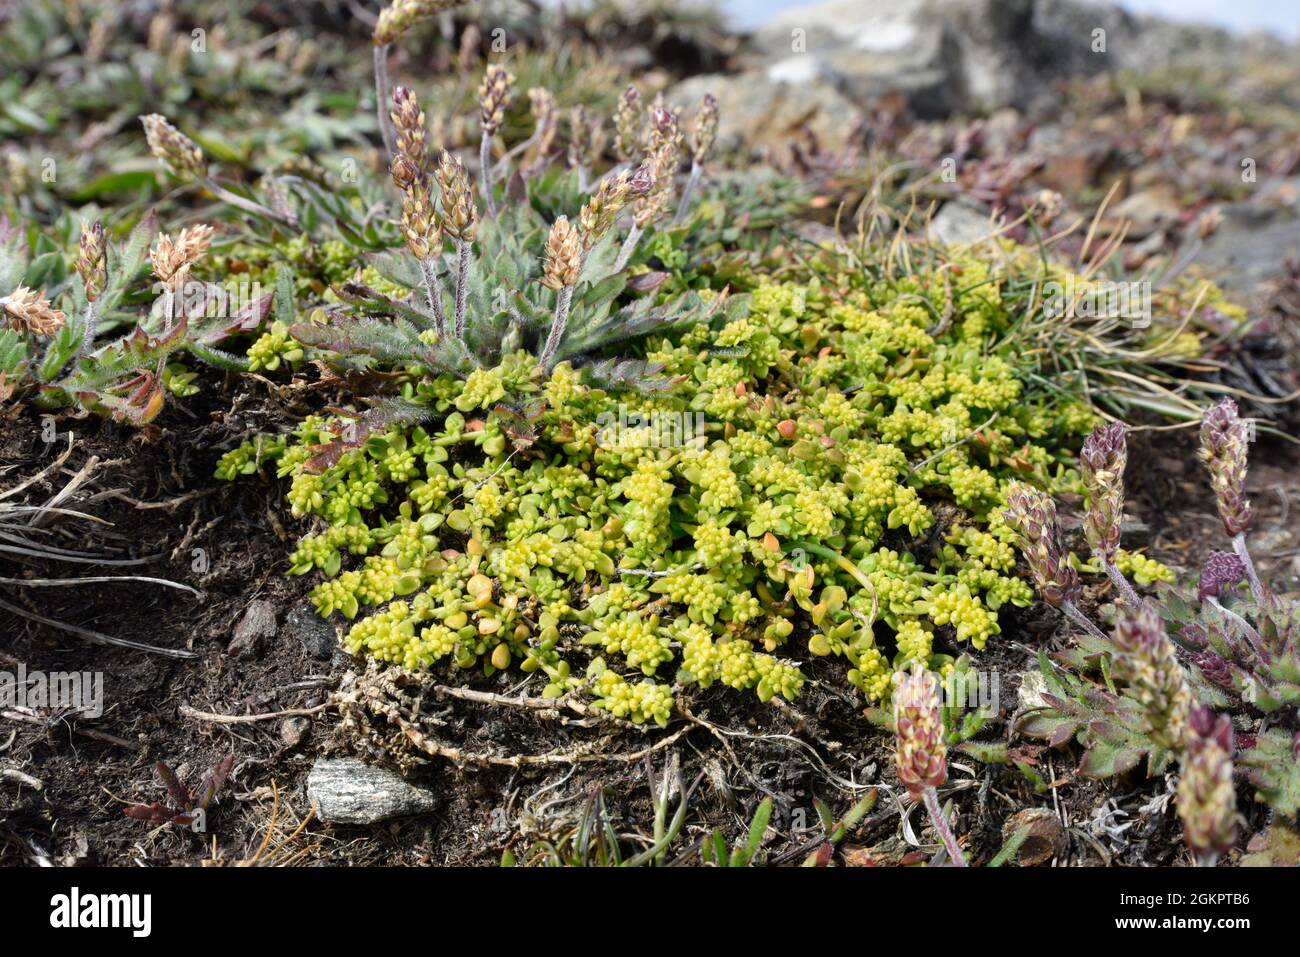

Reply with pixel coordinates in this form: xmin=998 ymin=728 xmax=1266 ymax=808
xmin=2 ymin=354 xmax=1295 ymax=867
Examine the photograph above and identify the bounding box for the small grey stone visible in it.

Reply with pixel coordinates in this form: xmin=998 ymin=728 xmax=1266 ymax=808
xmin=1017 ymin=670 xmax=1050 ymax=712
xmin=307 ymin=758 xmax=437 ymax=824
xmin=927 ymin=202 xmax=997 ymax=247
xmin=286 ymin=601 xmax=337 ymax=660
xmin=229 ymin=599 xmax=277 ymax=659
xmin=281 ymin=716 xmax=310 ymax=748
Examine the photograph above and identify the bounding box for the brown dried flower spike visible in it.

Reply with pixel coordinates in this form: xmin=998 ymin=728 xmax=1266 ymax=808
xmin=390 ymin=85 xmax=430 ymax=178
xmin=2 ymin=286 xmax=66 ymax=336
xmin=542 ymin=217 xmax=582 ymax=291
xmin=478 ymin=64 xmax=513 ymax=137
xmin=151 ymin=224 xmax=215 ymax=292
xmin=77 ymin=220 xmax=107 ymax=303
xmin=613 ymin=85 xmax=643 ymax=162
xmin=141 ymin=114 xmax=207 ymax=180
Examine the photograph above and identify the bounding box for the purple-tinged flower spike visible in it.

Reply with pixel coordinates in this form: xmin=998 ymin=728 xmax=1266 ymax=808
xmin=1197 ymin=551 xmax=1245 ymax=602
xmin=1004 ymin=482 xmax=1107 ymax=643
xmin=1176 ymin=706 xmax=1236 ymax=866
xmin=1200 ymin=399 xmax=1266 ymax=603
xmin=894 ymin=665 xmax=947 ymax=797
xmin=1191 ymin=651 xmax=1236 ymax=694
xmin=894 ymin=664 xmax=967 ymax=866
xmin=1200 ymin=399 xmax=1252 ymax=537
xmin=1198 ymin=551 xmax=1269 ymax=663
xmin=1079 ymin=421 xmax=1139 ymax=605
xmin=673 ymin=92 xmax=718 ymax=224
xmin=1004 ymin=482 xmax=1078 ymax=608
xmin=1112 ymin=602 xmax=1193 ymax=753
xmin=613 ymin=84 xmax=642 ymax=163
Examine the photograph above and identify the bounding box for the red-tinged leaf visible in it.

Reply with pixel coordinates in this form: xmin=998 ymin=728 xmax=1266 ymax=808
xmin=196 ymin=754 xmax=235 ymax=811
xmin=1048 ymin=721 xmax=1079 ymax=748
xmin=627 ymin=270 xmax=668 ymax=293
xmin=155 ymin=759 xmax=191 ymax=809
xmin=304 ymin=399 xmax=432 ymax=473
xmin=124 ymin=803 xmax=175 ymax=823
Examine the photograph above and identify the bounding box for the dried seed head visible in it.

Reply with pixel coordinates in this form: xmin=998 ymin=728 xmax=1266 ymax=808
xmin=1198 ymin=551 xmax=1246 ymax=602
xmin=141 ymin=114 xmax=207 ymax=180
xmin=893 ymin=664 xmax=947 ymax=796
xmin=457 ymin=24 xmax=480 ymax=75
xmin=390 ymin=153 xmax=420 ymax=193
xmin=688 ymin=93 xmax=718 ymax=165
xmin=1003 ymin=481 xmax=1080 ymax=608
xmin=542 ymin=216 xmax=582 ymax=290
xmin=578 ymin=169 xmax=635 ymax=249
xmin=373 ymin=0 xmax=465 ymax=46
xmin=77 ymin=219 xmax=107 ymax=303
xmin=1199 ymin=399 xmax=1252 ymax=537
xmin=478 ymin=64 xmax=514 ymax=137
xmin=1032 ymin=189 xmax=1063 ymax=227
xmin=613 ymin=84 xmax=642 ymax=162
xmin=1176 ymin=705 xmax=1236 ymax=863
xmin=401 ymin=178 xmax=440 ymax=260
xmin=1197 ymin=206 xmax=1224 ymax=241
xmin=567 ymin=106 xmax=595 ymax=170
xmin=524 ymin=87 xmax=558 ymax=170
xmin=435 ymin=150 xmax=476 ymax=242
xmin=1079 ymin=421 xmax=1127 ymax=566
xmin=1 ymin=286 xmax=66 ymax=336
xmin=151 ymin=224 xmax=214 ymax=291
xmin=390 ymin=85 xmax=429 ymax=178
xmin=1113 ymin=602 xmax=1193 ymax=752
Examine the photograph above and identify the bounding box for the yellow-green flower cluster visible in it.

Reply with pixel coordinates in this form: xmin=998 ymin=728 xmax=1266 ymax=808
xmin=247 ymin=321 xmax=304 ymax=372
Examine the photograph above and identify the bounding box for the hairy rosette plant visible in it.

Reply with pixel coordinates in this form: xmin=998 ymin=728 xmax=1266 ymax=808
xmin=1013 ymin=403 xmax=1300 ymax=863
xmin=1 ymin=213 xmax=265 ymax=423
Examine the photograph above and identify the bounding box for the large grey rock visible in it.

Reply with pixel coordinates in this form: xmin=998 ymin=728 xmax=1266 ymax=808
xmin=748 ymin=0 xmax=1266 ymax=118
xmin=307 ymin=758 xmax=437 ymax=824
xmin=1197 ymin=178 xmax=1300 ymax=299
xmin=667 ymin=71 xmax=860 ymax=155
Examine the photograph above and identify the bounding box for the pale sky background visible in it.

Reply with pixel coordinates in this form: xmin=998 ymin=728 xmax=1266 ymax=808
xmin=721 ymin=0 xmax=1300 ymax=38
